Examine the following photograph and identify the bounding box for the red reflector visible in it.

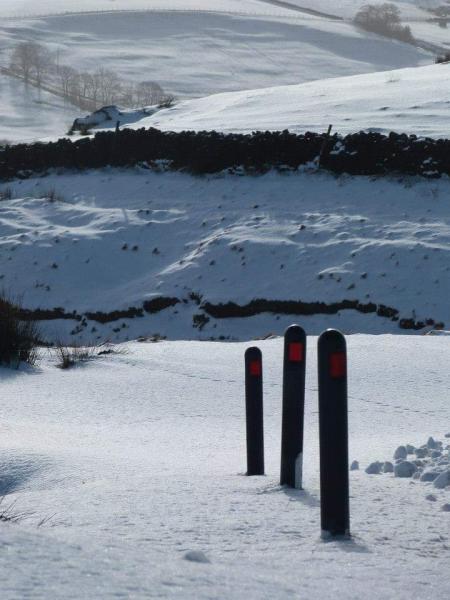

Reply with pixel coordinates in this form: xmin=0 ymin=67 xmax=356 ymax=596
xmin=249 ymin=360 xmax=262 ymax=376
xmin=288 ymin=342 xmax=304 ymax=362
xmin=330 ymin=352 xmax=346 ymax=378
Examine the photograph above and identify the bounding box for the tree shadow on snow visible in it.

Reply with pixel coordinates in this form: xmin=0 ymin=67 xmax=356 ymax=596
xmin=283 ymin=487 xmax=321 ymax=508
xmin=321 ymin=534 xmax=370 ymax=554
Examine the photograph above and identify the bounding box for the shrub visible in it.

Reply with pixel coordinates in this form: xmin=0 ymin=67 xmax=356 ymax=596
xmin=0 ymin=295 xmax=40 ymax=367
xmin=54 ymin=341 xmax=124 ymax=369
xmin=354 ymin=3 xmax=414 ymax=43
xmin=436 ymin=52 xmax=450 ymax=64
xmin=54 ymin=342 xmax=97 ymax=369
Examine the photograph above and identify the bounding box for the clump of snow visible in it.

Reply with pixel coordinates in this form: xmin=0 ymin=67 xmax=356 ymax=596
xmin=394 ymin=446 xmax=407 ymax=460
xmin=415 ymin=448 xmax=428 ymax=458
xmin=427 ymin=436 xmax=439 ymax=450
xmin=183 ymin=550 xmax=211 ymax=564
xmin=420 ymin=470 xmax=439 ymax=482
xmin=367 ymin=436 xmax=450 ymax=492
xmin=366 ymin=461 xmax=382 ymax=474
xmin=350 ymin=460 xmax=359 ymax=471
xmin=433 ymin=471 xmax=450 ymax=489
xmin=394 ymin=461 xmax=417 ymax=478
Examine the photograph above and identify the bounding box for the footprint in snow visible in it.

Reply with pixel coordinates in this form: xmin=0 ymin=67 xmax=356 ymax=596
xmin=183 ymin=550 xmax=210 ymax=564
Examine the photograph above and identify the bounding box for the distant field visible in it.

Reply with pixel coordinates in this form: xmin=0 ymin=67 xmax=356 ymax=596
xmin=0 ymin=74 xmax=78 ymax=143
xmin=0 ymin=9 xmax=430 ymax=100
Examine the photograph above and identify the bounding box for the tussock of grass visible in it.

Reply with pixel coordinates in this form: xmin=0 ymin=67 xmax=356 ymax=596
xmin=0 ymin=496 xmax=55 ymax=526
xmin=0 ymin=187 xmax=13 ymax=201
xmin=0 ymin=294 xmax=40 ymax=367
xmin=54 ymin=342 xmax=125 ymax=369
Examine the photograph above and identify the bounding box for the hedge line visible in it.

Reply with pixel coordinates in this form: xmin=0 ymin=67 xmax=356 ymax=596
xmin=1 ymin=128 xmax=450 ymax=180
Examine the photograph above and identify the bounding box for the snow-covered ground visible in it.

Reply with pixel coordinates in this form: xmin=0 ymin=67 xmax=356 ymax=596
xmin=0 ymin=0 xmax=439 ymax=143
xmin=1 ymin=335 xmax=449 ymax=598
xmin=0 ymin=74 xmax=77 ymax=144
xmin=1 ymin=168 xmax=450 ymax=343
xmin=116 ymin=63 xmax=450 ymax=138
xmin=0 ymin=0 xmax=297 ymax=19
xmin=0 ymin=9 xmax=430 ymax=100
xmin=272 ymin=0 xmax=443 ymax=20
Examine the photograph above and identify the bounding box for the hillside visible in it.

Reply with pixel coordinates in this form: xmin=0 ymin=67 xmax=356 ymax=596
xmin=0 ymin=6 xmax=430 ymax=100
xmin=0 ymin=0 xmax=439 ymax=143
xmin=0 ymin=168 xmax=449 ymax=343
xmin=80 ymin=63 xmax=450 ymax=139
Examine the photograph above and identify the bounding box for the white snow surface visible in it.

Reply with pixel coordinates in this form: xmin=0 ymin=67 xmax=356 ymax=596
xmin=0 ymin=75 xmax=77 ymax=144
xmin=0 ymin=0 xmax=297 ymax=19
xmin=0 ymin=0 xmax=437 ymax=143
xmin=1 ymin=168 xmax=450 ymax=343
xmin=118 ymin=63 xmax=450 ymax=138
xmin=0 ymin=8 xmax=430 ymax=100
xmin=1 ymin=335 xmax=449 ymax=598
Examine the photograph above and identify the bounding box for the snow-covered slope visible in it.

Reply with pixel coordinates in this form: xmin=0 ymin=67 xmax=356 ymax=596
xmin=273 ymin=0 xmax=443 ymax=20
xmin=0 ymin=0 xmax=297 ymax=19
xmin=1 ymin=168 xmax=450 ymax=342
xmin=1 ymin=336 xmax=449 ymax=598
xmin=0 ymin=8 xmax=430 ymax=101
xmin=85 ymin=63 xmax=450 ymax=139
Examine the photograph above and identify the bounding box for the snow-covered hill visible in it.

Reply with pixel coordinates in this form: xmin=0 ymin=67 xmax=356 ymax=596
xmin=274 ymin=0 xmax=443 ymax=20
xmin=0 ymin=7 xmax=430 ymax=100
xmin=1 ymin=336 xmax=449 ymax=598
xmin=0 ymin=0 xmax=439 ymax=143
xmin=79 ymin=63 xmax=450 ymax=139
xmin=1 ymin=168 xmax=449 ymax=343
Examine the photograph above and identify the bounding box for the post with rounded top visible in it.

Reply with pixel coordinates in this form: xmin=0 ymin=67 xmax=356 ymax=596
xmin=245 ymin=347 xmax=264 ymax=476
xmin=280 ymin=324 xmax=307 ymax=489
xmin=318 ymin=329 xmax=350 ymax=537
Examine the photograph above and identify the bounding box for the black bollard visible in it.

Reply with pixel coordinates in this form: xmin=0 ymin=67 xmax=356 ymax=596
xmin=245 ymin=346 xmax=264 ymax=476
xmin=280 ymin=325 xmax=307 ymax=488
xmin=318 ymin=329 xmax=350 ymax=537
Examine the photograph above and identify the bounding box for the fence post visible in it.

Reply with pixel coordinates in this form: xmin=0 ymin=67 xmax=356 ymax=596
xmin=318 ymin=329 xmax=350 ymax=537
xmin=245 ymin=346 xmax=264 ymax=476
xmin=280 ymin=325 xmax=307 ymax=488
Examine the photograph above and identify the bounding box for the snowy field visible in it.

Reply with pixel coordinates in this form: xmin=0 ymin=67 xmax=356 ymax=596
xmin=1 ymin=168 xmax=450 ymax=342
xmin=0 ymin=0 xmax=438 ymax=143
xmin=0 ymin=75 xmax=77 ymax=144
xmin=0 ymin=9 xmax=430 ymax=100
xmin=271 ymin=0 xmax=443 ymax=20
xmin=100 ymin=63 xmax=450 ymax=138
xmin=1 ymin=335 xmax=449 ymax=598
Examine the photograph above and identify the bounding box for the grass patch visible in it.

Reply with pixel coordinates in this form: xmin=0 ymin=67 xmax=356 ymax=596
xmin=0 ymin=294 xmax=40 ymax=367
xmin=54 ymin=341 xmax=125 ymax=369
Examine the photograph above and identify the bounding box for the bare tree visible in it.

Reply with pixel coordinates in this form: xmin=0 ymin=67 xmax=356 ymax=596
xmin=29 ymin=43 xmax=53 ymax=87
xmin=136 ymin=81 xmax=165 ymax=106
xmin=10 ymin=42 xmax=35 ymax=82
xmin=58 ymin=64 xmax=77 ymax=97
xmin=119 ymin=82 xmax=136 ymax=107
